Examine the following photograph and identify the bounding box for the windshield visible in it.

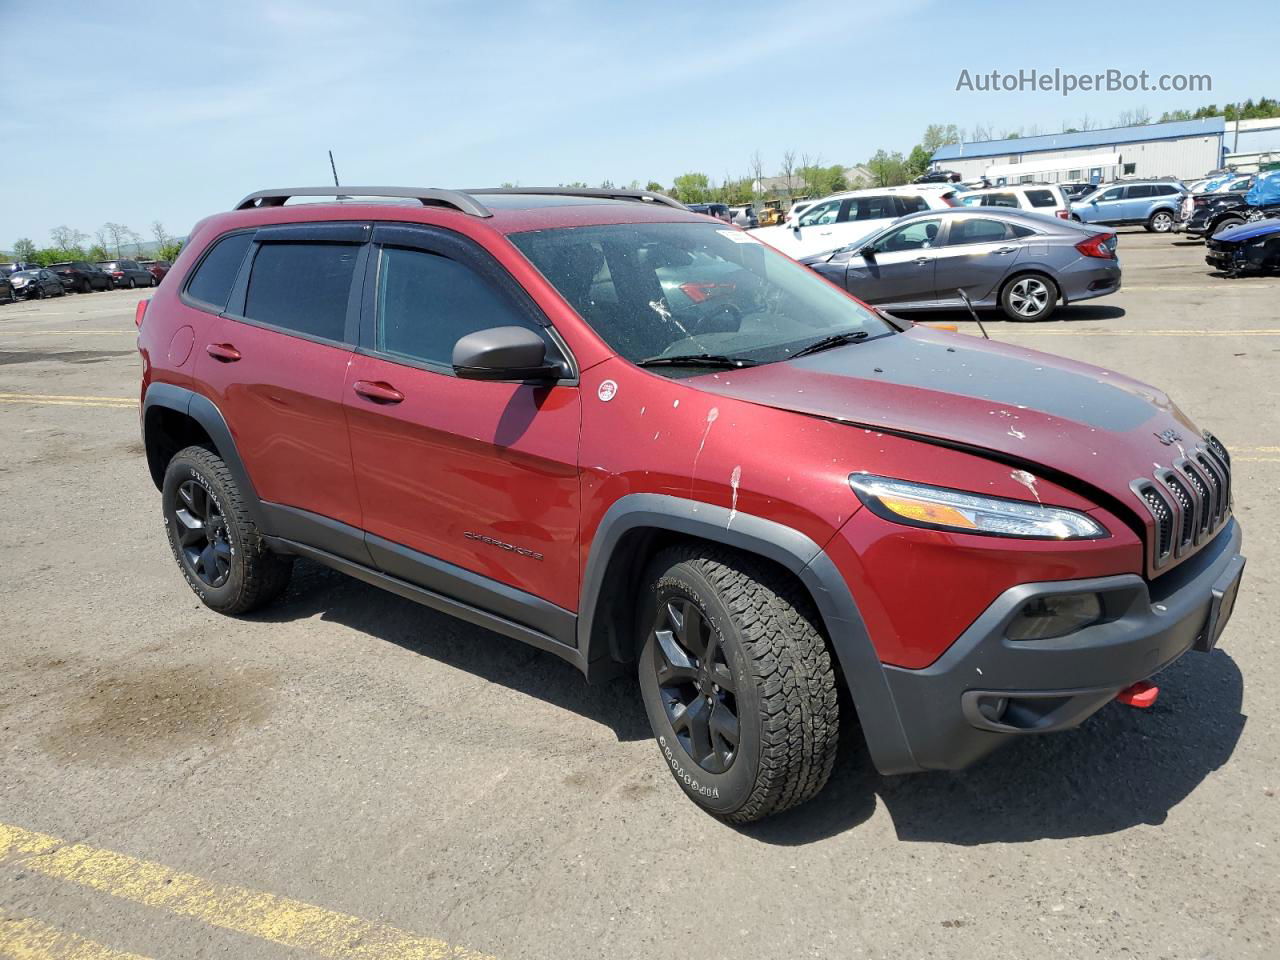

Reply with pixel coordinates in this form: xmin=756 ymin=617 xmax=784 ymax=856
xmin=510 ymin=221 xmax=891 ymax=367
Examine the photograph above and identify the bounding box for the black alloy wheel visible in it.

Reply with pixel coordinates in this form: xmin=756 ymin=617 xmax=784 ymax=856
xmin=652 ymin=596 xmax=740 ymax=774
xmin=172 ymin=478 xmax=233 ymax=588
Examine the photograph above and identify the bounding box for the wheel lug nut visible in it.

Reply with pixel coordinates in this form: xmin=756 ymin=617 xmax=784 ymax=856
xmin=713 ymin=684 xmax=720 ymax=693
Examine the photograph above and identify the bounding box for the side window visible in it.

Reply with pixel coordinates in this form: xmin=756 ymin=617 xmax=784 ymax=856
xmin=1025 ymin=189 xmax=1056 ymax=207
xmin=798 ymin=200 xmax=841 ymax=226
xmin=1127 ymin=185 xmax=1156 ymax=199
xmin=186 ymin=232 xmax=253 ymax=311
xmin=872 ymin=218 xmax=941 ymax=253
xmin=947 ymin=218 xmax=1009 ymax=245
xmin=1155 ymin=185 xmax=1179 ymax=196
xmin=1008 ymin=224 xmax=1036 ymax=238
xmin=375 ymin=246 xmax=547 ymax=369
xmin=848 ymin=196 xmax=898 ymax=220
xmin=896 ymin=195 xmax=930 ymax=215
xmin=1097 ymin=187 xmax=1123 ymax=202
xmin=243 ymin=242 xmax=358 ymax=342
xmin=982 ymin=193 xmax=1019 ymax=208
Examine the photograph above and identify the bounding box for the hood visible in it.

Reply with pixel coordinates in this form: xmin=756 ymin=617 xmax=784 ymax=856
xmin=693 ymin=325 xmax=1200 ymax=511
xmin=1214 ymin=217 xmax=1280 ymax=242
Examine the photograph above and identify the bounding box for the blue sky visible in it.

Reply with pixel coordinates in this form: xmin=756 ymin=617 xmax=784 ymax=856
xmin=4 ymin=0 xmax=1273 ymax=244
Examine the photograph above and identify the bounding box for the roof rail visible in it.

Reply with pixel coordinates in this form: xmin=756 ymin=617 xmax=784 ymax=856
xmin=233 ymin=187 xmax=493 ymax=217
xmin=467 ymin=187 xmax=689 ymax=210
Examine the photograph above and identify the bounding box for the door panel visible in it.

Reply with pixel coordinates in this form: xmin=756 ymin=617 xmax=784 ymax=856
xmin=195 ymin=316 xmax=363 ymax=531
xmin=344 ymin=353 xmax=581 ymax=610
xmin=845 ymin=217 xmax=941 ymax=306
xmin=933 ymin=218 xmax=1022 ymax=302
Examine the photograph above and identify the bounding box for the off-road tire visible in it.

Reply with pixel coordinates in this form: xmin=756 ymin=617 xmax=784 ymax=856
xmin=638 ymin=544 xmax=839 ymax=823
xmin=161 ymin=444 xmax=292 ymax=615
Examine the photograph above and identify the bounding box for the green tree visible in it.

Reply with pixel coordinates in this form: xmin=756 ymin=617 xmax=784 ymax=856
xmin=671 ymin=172 xmax=711 ymax=203
xmin=645 ymin=181 xmax=664 ymax=193
xmin=920 ymin=124 xmax=961 ymax=153
xmin=158 ymin=240 xmax=184 ymax=262
xmin=865 ymin=150 xmax=908 ymax=187
xmin=12 ymin=237 xmax=36 ymax=260
xmin=905 ymin=145 xmax=932 ymax=179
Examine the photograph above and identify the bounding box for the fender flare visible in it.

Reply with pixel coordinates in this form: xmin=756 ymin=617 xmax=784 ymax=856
xmin=142 ymin=382 xmax=271 ymax=532
xmin=577 ymin=493 xmax=918 ymax=773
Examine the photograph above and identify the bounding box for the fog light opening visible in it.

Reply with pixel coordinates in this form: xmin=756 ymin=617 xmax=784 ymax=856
xmin=977 ymin=696 xmax=1009 ymax=723
xmin=1006 ymin=592 xmax=1103 ymax=641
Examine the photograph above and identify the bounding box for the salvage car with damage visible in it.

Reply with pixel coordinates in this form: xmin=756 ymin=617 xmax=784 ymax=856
xmin=137 ymin=186 xmax=1247 ymax=822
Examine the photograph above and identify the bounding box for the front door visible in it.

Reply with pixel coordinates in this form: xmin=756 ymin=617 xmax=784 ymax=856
xmin=1084 ymin=185 xmax=1125 ymax=223
xmin=343 ymin=225 xmax=582 ymax=611
xmin=844 ymin=217 xmax=942 ymax=307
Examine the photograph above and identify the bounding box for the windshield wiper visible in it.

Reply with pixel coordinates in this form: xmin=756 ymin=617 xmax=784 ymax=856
xmin=789 ymin=330 xmax=871 ymax=359
xmin=636 ymin=354 xmax=759 ymax=369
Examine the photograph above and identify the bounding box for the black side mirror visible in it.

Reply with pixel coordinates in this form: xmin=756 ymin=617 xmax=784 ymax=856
xmin=452 ymin=326 xmax=563 ymax=382
xmin=859 ymin=244 xmax=876 ymax=259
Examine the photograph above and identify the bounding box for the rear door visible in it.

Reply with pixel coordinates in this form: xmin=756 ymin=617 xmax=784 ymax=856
xmin=829 ymin=194 xmax=900 ymax=250
xmin=343 ymin=224 xmax=582 ymax=611
xmin=932 ymin=215 xmax=1024 ymax=303
xmin=192 ymin=222 xmax=368 ymax=552
xmin=844 ymin=217 xmax=941 ymax=306
xmin=1123 ymin=184 xmax=1156 ymax=221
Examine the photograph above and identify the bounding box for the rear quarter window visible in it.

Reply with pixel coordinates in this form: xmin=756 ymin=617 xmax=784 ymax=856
xmin=185 ymin=232 xmax=253 ymax=311
xmin=1025 ymin=189 xmax=1057 ymax=207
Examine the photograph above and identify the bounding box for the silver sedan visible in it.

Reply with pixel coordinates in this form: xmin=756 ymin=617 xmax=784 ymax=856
xmin=800 ymin=207 xmax=1121 ymax=322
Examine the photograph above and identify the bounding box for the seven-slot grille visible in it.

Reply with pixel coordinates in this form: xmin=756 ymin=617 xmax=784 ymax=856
xmin=1132 ymin=433 xmax=1232 ymax=571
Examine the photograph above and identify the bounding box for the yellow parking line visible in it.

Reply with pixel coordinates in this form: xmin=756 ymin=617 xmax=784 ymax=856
xmin=0 ymin=394 xmax=134 ymax=408
xmin=0 ymin=915 xmax=154 ymax=960
xmin=0 ymin=822 xmax=495 ymax=960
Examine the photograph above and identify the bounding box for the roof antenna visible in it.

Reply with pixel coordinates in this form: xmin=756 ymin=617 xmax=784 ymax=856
xmin=957 ymin=288 xmax=991 ymax=339
xmin=328 ymin=150 xmax=340 ymax=187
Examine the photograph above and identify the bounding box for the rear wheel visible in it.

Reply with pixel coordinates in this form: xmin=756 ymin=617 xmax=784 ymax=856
xmin=1000 ymin=273 xmax=1058 ymax=322
xmin=638 ymin=545 xmax=839 ymax=823
xmin=162 ymin=445 xmax=293 ymax=615
xmin=1147 ymin=210 xmax=1174 ymax=233
xmin=126 ymin=277 xmax=136 ymax=289
xmin=1212 ymin=216 xmax=1244 ymax=237
xmin=80 ymin=278 xmax=91 ymax=293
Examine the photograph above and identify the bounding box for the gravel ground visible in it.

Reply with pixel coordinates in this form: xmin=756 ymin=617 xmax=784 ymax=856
xmin=1 ymin=231 xmax=1277 ymax=959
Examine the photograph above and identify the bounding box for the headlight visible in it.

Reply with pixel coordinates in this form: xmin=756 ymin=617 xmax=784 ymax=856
xmin=12 ymin=278 xmax=27 ymax=286
xmin=849 ymin=474 xmax=1107 ymax=540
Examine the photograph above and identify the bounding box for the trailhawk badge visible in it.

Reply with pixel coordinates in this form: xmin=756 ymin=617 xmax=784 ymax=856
xmin=597 ymin=379 xmax=618 ymax=402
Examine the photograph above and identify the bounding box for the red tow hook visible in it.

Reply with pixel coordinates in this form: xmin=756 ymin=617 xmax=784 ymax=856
xmin=1115 ymin=680 xmax=1159 ymax=708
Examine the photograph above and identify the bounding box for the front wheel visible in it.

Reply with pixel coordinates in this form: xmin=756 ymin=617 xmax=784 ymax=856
xmin=126 ymin=277 xmax=136 ymax=289
xmin=1001 ymin=273 xmax=1059 ymax=322
xmin=1147 ymin=210 xmax=1174 ymax=233
xmin=162 ymin=445 xmax=293 ymax=615
xmin=638 ymin=545 xmax=839 ymax=823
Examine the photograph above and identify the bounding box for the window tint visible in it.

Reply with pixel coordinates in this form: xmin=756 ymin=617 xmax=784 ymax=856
xmin=1025 ymin=189 xmax=1056 ymax=207
xmin=186 ymin=232 xmax=252 ymax=310
xmin=947 ymin=218 xmax=1009 ymax=245
xmin=896 ymin=195 xmax=930 ymax=215
xmin=375 ymin=246 xmax=544 ymax=368
xmin=1154 ymin=185 xmax=1179 ymax=195
xmin=1127 ymin=185 xmax=1156 ymax=198
xmin=982 ymin=193 xmax=1020 ymax=208
xmin=1098 ymin=188 xmax=1123 ymax=202
xmin=798 ymin=200 xmax=841 ymax=226
xmin=244 ymin=242 xmax=357 ymax=342
xmin=848 ymin=195 xmax=898 ymax=220
xmin=1008 ymin=224 xmax=1036 ymax=238
xmin=872 ymin=218 xmax=940 ymax=253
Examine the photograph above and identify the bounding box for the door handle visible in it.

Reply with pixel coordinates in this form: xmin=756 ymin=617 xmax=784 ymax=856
xmin=205 ymin=343 xmax=241 ymax=362
xmin=353 ymin=380 xmax=404 ymax=404
xmin=912 ymin=256 xmax=930 ymax=264
xmin=991 ymin=246 xmax=1017 ymax=255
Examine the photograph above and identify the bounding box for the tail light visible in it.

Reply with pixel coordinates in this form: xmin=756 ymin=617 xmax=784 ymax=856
xmin=1056 ymin=209 xmax=1070 ymax=219
xmin=941 ymin=192 xmax=959 ymax=207
xmin=112 ymin=270 xmax=124 ymax=277
xmin=678 ymin=281 xmax=736 ymax=303
xmin=135 ymin=298 xmax=149 ymax=328
xmin=1075 ymin=233 xmax=1117 ymax=259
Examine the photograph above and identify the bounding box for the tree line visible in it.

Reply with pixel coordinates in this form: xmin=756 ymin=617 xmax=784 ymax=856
xmin=8 ymin=221 xmax=183 ymax=267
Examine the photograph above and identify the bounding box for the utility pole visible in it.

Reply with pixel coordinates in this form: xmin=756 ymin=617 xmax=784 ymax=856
xmin=329 ymin=150 xmax=341 ymax=187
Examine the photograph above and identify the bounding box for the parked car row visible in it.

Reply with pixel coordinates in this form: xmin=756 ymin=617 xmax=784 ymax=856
xmin=0 ymin=258 xmax=171 ymax=302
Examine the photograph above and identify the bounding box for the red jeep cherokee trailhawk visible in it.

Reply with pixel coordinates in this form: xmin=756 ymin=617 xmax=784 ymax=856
xmin=138 ymin=186 xmax=1246 ymax=822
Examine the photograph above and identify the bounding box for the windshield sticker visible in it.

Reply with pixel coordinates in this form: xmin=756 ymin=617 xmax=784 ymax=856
xmin=717 ymin=230 xmax=759 ymax=244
